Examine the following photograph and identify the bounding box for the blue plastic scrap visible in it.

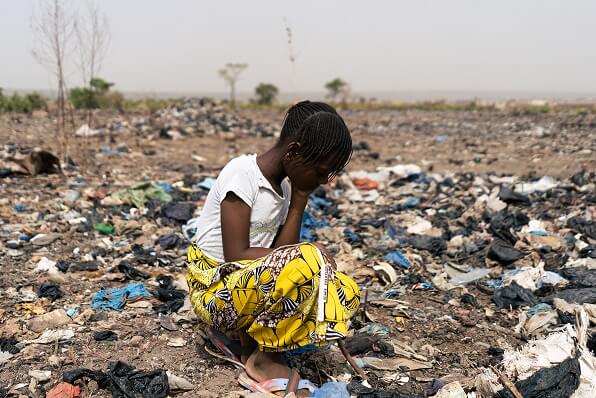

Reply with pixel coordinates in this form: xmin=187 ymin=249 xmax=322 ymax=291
xmin=198 ymin=177 xmax=216 ymax=190
xmin=300 ymin=211 xmax=328 ymax=242
xmin=312 ymin=382 xmax=350 ymax=398
xmin=527 ymin=303 xmax=553 ymax=318
xmin=343 ymin=228 xmax=362 ymax=244
xmin=384 ymin=250 xmax=411 ymax=269
xmin=91 ymin=282 xmax=153 ymax=311
xmin=157 ymin=182 xmax=174 ymax=193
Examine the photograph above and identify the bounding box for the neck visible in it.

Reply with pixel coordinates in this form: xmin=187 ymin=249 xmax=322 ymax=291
xmin=256 ymin=145 xmax=287 ymax=186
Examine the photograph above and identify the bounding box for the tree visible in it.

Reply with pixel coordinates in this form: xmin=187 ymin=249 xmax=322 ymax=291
xmin=218 ymin=63 xmax=248 ymax=107
xmin=31 ymin=0 xmax=76 ymax=160
xmin=254 ymin=83 xmax=279 ymax=105
xmin=325 ymin=78 xmax=350 ymax=103
xmin=74 ymin=0 xmax=110 ymax=126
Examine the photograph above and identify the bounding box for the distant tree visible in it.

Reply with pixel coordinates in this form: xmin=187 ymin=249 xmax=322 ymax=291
xmin=218 ymin=63 xmax=248 ymax=107
xmin=31 ymin=0 xmax=76 ymax=159
xmin=325 ymin=78 xmax=350 ymax=103
xmin=254 ymin=83 xmax=279 ymax=105
xmin=90 ymin=77 xmax=113 ymax=93
xmin=70 ymin=87 xmax=98 ymax=110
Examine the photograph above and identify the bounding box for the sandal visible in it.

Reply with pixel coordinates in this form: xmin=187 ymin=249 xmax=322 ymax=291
xmin=204 ymin=326 xmax=252 ymax=369
xmin=238 ymin=369 xmax=317 ymax=397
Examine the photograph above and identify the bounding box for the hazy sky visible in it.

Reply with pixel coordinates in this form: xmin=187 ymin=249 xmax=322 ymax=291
xmin=2 ymin=0 xmax=596 ymax=96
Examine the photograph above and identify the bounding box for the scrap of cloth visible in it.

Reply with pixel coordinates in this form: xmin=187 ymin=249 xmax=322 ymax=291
xmin=186 ymin=242 xmax=361 ymax=352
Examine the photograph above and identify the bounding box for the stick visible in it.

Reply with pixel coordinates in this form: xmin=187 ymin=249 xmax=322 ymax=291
xmin=490 ymin=365 xmax=524 ymax=398
xmin=338 ymin=340 xmax=368 ymax=381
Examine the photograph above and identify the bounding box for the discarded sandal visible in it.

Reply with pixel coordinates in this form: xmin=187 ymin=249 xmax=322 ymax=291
xmin=238 ymin=369 xmax=317 ymax=397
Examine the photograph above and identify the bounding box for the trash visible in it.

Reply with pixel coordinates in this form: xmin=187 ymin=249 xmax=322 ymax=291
xmin=94 ymin=223 xmax=115 ymax=235
xmin=488 ymin=239 xmax=526 ymax=266
xmin=493 ymin=282 xmax=539 ymax=309
xmin=91 ymin=282 xmax=154 ymax=311
xmin=69 ymin=261 xmax=99 ymax=272
xmin=383 ymin=250 xmax=411 ymax=269
xmin=28 ymin=369 xmax=51 ymax=382
xmin=110 ymin=182 xmax=173 ymax=208
xmin=197 ymin=177 xmax=216 ymax=190
xmin=118 ymin=261 xmax=150 ymax=280
xmin=354 ymin=356 xmax=431 ymax=371
xmin=30 ymin=233 xmax=61 ymax=246
xmin=156 ymin=234 xmax=181 ymax=250
xmin=0 ymin=338 xmax=20 ymax=355
xmin=46 ymin=383 xmax=81 ymax=398
xmin=26 ymin=329 xmax=75 ymax=344
xmin=432 ymin=381 xmax=466 ymax=398
xmin=353 ymin=177 xmax=380 ymax=190
xmin=373 ymin=263 xmax=398 ymax=285
xmin=514 ymin=176 xmax=557 ymax=194
xmin=566 ymin=216 xmax=596 ymax=240
xmin=408 ymin=235 xmax=446 ymax=255
xmin=94 ymin=330 xmax=118 ymax=341
xmin=166 ymin=371 xmax=193 ymax=391
xmin=161 ymin=201 xmax=196 ymax=223
xmin=37 ymin=281 xmax=63 ymax=301
xmin=312 ymin=382 xmax=350 ymax=398
xmin=497 ymin=357 xmax=580 ymax=398
xmin=498 ymin=187 xmax=530 ymax=205
xmin=27 ymin=309 xmax=72 ymax=333
xmin=167 ymin=337 xmax=186 ymax=347
xmin=63 ymin=361 xmax=170 ymax=398
xmin=450 ymin=268 xmax=490 ymax=286
xmin=153 ymin=275 xmax=186 ymax=314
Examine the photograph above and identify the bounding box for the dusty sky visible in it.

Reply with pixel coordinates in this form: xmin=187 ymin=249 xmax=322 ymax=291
xmin=2 ymin=0 xmax=596 ymax=97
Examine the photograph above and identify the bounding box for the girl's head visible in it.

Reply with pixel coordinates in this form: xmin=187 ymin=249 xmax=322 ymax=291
xmin=278 ymin=101 xmax=352 ymax=191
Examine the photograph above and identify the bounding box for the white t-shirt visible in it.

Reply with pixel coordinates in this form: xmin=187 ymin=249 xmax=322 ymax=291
xmin=193 ymin=154 xmax=291 ymax=262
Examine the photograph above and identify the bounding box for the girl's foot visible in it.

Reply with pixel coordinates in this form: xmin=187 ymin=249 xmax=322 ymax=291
xmin=245 ymin=349 xmax=311 ymax=397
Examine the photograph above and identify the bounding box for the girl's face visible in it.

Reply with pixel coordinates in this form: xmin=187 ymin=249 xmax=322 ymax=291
xmin=284 ymin=151 xmax=338 ymax=192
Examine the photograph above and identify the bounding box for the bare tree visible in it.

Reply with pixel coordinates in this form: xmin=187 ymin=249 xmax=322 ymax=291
xmin=218 ymin=63 xmax=248 ymax=107
xmin=74 ymin=0 xmax=110 ymax=127
xmin=31 ymin=0 xmax=76 ymax=161
xmin=283 ymin=17 xmax=300 ymax=97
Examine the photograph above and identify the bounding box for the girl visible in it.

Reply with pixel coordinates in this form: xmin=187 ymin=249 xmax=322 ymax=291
xmin=186 ymin=101 xmax=360 ymax=396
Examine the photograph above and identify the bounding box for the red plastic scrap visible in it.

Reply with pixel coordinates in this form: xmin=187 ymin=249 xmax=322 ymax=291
xmin=46 ymin=382 xmax=81 ymax=398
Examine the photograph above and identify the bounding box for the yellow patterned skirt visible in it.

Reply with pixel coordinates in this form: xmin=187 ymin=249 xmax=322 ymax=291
xmin=186 ymin=243 xmax=360 ymax=352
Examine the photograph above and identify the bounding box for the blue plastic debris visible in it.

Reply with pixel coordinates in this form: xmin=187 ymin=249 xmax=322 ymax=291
xmin=309 ymin=193 xmax=331 ymax=211
xmin=528 ymin=230 xmax=548 ymax=236
xmin=65 ymin=307 xmax=78 ymax=318
xmin=312 ymin=382 xmax=350 ymax=398
xmin=18 ymin=234 xmax=30 ymax=241
xmin=91 ymin=283 xmax=153 ymax=311
xmin=384 ymin=250 xmax=411 ymax=269
xmin=343 ymin=228 xmax=362 ymax=244
xmin=15 ymin=204 xmax=31 ymax=212
xmin=157 ymin=182 xmax=174 ymax=193
xmin=383 ymin=219 xmax=399 ymax=239
xmin=382 ymin=288 xmax=401 ymax=299
xmin=413 ymin=282 xmax=432 ymax=290
xmin=527 ymin=303 xmax=552 ymax=318
xmin=198 ymin=177 xmax=216 ymax=190
xmin=300 ymin=211 xmax=328 ymax=242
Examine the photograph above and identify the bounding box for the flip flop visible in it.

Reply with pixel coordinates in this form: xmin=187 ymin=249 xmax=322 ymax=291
xmin=204 ymin=326 xmax=251 ymax=369
xmin=238 ymin=369 xmax=317 ymax=397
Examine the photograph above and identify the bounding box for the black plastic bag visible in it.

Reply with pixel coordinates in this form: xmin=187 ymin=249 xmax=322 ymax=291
xmin=63 ymin=361 xmax=169 ymax=398
xmin=37 ymin=281 xmax=63 ymax=301
xmin=162 ymin=202 xmax=195 ymax=223
xmin=566 ymin=216 xmax=596 ymax=239
xmin=153 ymin=275 xmax=186 ymax=314
xmin=0 ymin=338 xmax=20 ymax=354
xmin=493 ymin=282 xmax=538 ymax=309
xmin=94 ymin=330 xmax=118 ymax=341
xmin=408 ymin=235 xmax=446 ymax=255
xmin=118 ymin=261 xmax=150 ymax=280
xmin=487 ymin=238 xmax=526 ymax=266
xmin=497 ymin=357 xmax=580 ymax=398
xmin=156 ymin=234 xmax=180 ymax=250
xmin=70 ymin=261 xmax=99 ymax=272
xmin=499 ymin=187 xmax=530 ymax=205
xmin=544 ymin=287 xmax=596 ymax=305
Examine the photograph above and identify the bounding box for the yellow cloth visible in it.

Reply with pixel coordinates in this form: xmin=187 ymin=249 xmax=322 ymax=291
xmin=186 ymin=243 xmax=360 ymax=352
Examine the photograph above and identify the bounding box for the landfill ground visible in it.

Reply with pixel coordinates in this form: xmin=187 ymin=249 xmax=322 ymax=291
xmin=0 ymin=103 xmax=595 ymax=397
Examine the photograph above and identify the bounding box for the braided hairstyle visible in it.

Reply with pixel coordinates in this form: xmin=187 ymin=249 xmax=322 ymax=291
xmin=279 ymin=101 xmax=353 ymax=178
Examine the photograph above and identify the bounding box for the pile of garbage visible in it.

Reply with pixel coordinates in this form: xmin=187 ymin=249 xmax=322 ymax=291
xmin=1 ymin=111 xmax=595 ymax=396
xmin=75 ymin=97 xmax=278 ymax=139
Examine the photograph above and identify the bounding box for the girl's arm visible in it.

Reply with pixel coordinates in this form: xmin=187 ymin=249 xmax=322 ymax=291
xmin=221 ymin=188 xmax=311 ymax=262
xmin=272 ymin=189 xmax=309 ymax=247
xmin=221 ymin=192 xmax=273 ymax=261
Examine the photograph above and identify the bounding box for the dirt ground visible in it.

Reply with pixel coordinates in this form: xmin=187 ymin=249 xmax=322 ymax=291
xmin=0 ymin=106 xmax=594 ymax=397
